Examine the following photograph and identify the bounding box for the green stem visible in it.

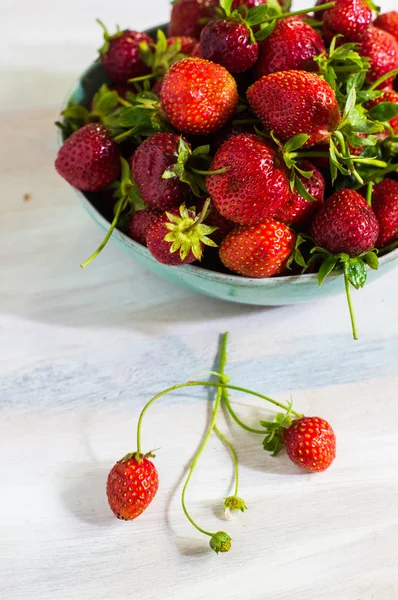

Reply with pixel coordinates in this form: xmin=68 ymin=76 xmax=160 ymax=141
xmin=292 ymin=151 xmax=330 ymax=159
xmin=114 ymin=128 xmax=136 ymax=143
xmin=353 ymin=163 xmax=398 ymax=189
xmin=222 ymin=390 xmax=267 ymax=435
xmin=187 ymin=197 xmax=211 ymax=230
xmin=214 ymin=425 xmax=239 ymax=498
xmin=128 ymin=73 xmax=156 ymax=83
xmin=332 ymin=66 xmax=367 ymax=73
xmin=263 ymin=2 xmax=334 ymax=22
xmin=351 ymin=158 xmax=388 ymax=168
xmin=368 ymin=68 xmax=398 ymax=91
xmin=80 ymin=199 xmax=124 ymax=268
xmin=190 ymin=167 xmax=228 ymax=176
xmin=366 ymin=182 xmax=373 ymax=206
xmin=333 ymin=131 xmax=363 ymax=185
xmin=344 ymin=272 xmax=358 ymax=341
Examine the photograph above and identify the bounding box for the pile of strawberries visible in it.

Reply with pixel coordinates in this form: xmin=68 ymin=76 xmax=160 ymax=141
xmin=55 ymin=0 xmax=398 ymax=335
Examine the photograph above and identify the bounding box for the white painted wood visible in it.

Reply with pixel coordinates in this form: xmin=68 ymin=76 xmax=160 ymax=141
xmin=1 ymin=1 xmax=398 ymax=598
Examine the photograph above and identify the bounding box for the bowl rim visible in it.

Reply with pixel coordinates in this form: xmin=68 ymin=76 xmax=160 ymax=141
xmin=58 ymin=34 xmax=398 ymax=286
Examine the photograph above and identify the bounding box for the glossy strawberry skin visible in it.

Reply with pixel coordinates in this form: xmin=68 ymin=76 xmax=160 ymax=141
xmin=146 ymin=212 xmax=197 ymax=265
xmin=374 ymin=11 xmax=398 ymax=43
xmin=311 ymin=189 xmax=379 ymax=256
xmin=131 ymin=133 xmax=191 ymax=211
xmin=367 ymin=90 xmax=398 ymax=134
xmin=101 ymin=31 xmax=153 ymax=84
xmin=167 ymin=35 xmax=198 ymax=55
xmin=168 ymin=0 xmax=217 ymax=38
xmin=220 ymin=221 xmax=296 ymax=277
xmin=200 ymin=20 xmax=259 ymax=73
xmin=128 ymin=209 xmax=161 ymax=246
xmin=160 ymin=58 xmax=238 ymax=135
xmin=357 ymin=26 xmax=398 ymax=88
xmin=247 ymin=71 xmax=341 ymax=146
xmin=107 ymin=456 xmax=159 ymax=520
xmin=55 ymin=124 xmax=121 ymax=192
xmin=206 ymin=134 xmax=291 ymax=225
xmin=255 ymin=18 xmax=325 ymax=78
xmin=372 ymin=179 xmax=398 ymax=248
xmin=282 ymin=417 xmax=336 ymax=473
xmin=322 ymin=0 xmax=372 ymax=41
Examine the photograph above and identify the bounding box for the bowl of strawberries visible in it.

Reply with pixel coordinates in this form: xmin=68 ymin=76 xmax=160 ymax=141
xmin=55 ymin=0 xmax=398 ymax=337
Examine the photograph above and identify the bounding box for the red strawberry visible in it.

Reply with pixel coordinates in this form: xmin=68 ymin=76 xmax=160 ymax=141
xmin=247 ymin=71 xmax=341 ymax=146
xmin=374 ymin=11 xmax=398 ymax=44
xmin=322 ymin=0 xmax=372 ymax=41
xmin=107 ymin=454 xmax=159 ymax=520
xmin=168 ymin=0 xmax=217 ymax=38
xmin=200 ymin=20 xmax=259 ymax=73
xmin=255 ymin=18 xmax=325 ymax=78
xmin=282 ymin=417 xmax=336 ymax=473
xmin=160 ymin=57 xmax=238 ymax=135
xmin=219 ymin=221 xmax=296 ymax=277
xmin=206 ymin=133 xmax=291 ymax=225
xmin=311 ymin=189 xmax=379 ymax=255
xmin=55 ymin=124 xmax=121 ymax=192
xmin=367 ymin=90 xmax=398 ymax=135
xmin=128 ymin=209 xmax=161 ymax=246
xmin=131 ymin=133 xmax=191 ymax=211
xmin=151 ymin=77 xmax=164 ymax=97
xmin=357 ymin=26 xmax=398 ymax=88
xmin=167 ymin=35 xmax=198 ymax=55
xmin=274 ymin=161 xmax=325 ymax=228
xmin=372 ymin=178 xmax=398 ymax=247
xmin=191 ymin=42 xmax=203 ymax=57
xmin=312 ymin=0 xmax=329 ymax=20
xmin=99 ymin=28 xmax=154 ymax=84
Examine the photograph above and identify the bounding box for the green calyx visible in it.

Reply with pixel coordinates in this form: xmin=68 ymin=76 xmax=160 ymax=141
xmin=121 ymin=451 xmax=155 ymax=464
xmin=218 ymin=0 xmax=282 ymax=44
xmin=97 ymin=19 xmax=123 ymax=56
xmin=134 ymin=29 xmax=188 ymax=82
xmin=224 ymin=496 xmax=247 ymax=518
xmin=260 ymin=401 xmax=297 ymax=456
xmin=209 ymin=531 xmax=232 ymax=554
xmin=163 ymin=200 xmax=218 ymax=261
xmin=281 ymin=133 xmax=319 ymax=203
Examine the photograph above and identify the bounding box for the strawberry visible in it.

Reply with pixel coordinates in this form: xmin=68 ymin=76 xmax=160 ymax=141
xmin=206 ymin=133 xmax=291 ymax=225
xmin=367 ymin=90 xmax=398 ymax=134
xmin=374 ymin=11 xmax=398 ymax=44
xmin=274 ymin=161 xmax=325 ymax=228
xmin=160 ymin=57 xmax=238 ymax=135
xmin=55 ymin=124 xmax=121 ymax=192
xmin=167 ymin=35 xmax=198 ymax=55
xmin=255 ymin=18 xmax=325 ymax=78
xmin=151 ymin=77 xmax=164 ymax=97
xmin=282 ymin=417 xmax=336 ymax=473
xmin=191 ymin=42 xmax=203 ymax=57
xmin=107 ymin=453 xmax=159 ymax=520
xmin=372 ymin=179 xmax=398 ymax=247
xmin=131 ymin=133 xmax=191 ymax=211
xmin=168 ymin=0 xmax=218 ymax=38
xmin=200 ymin=20 xmax=259 ymax=73
xmin=219 ymin=221 xmax=296 ymax=277
xmin=311 ymin=189 xmax=379 ymax=255
xmin=98 ymin=23 xmax=153 ymax=84
xmin=196 ymin=199 xmax=235 ymax=243
xmin=128 ymin=209 xmax=161 ymax=246
xmin=247 ymin=71 xmax=341 ymax=146
xmin=322 ymin=0 xmax=373 ymax=41
xmin=357 ymin=26 xmax=398 ymax=88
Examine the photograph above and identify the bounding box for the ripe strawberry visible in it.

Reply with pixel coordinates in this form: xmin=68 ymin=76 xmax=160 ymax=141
xmin=128 ymin=209 xmax=161 ymax=246
xmin=131 ymin=133 xmax=191 ymax=211
xmin=55 ymin=124 xmax=121 ymax=192
xmin=274 ymin=161 xmax=325 ymax=228
xmin=322 ymin=0 xmax=372 ymax=41
xmin=200 ymin=20 xmax=259 ymax=73
xmin=151 ymin=77 xmax=164 ymax=97
xmin=374 ymin=11 xmax=398 ymax=43
xmin=191 ymin=42 xmax=203 ymax=57
xmin=107 ymin=454 xmax=159 ymax=520
xmin=206 ymin=133 xmax=291 ymax=225
xmin=168 ymin=0 xmax=217 ymax=38
xmin=167 ymin=35 xmax=198 ymax=55
xmin=282 ymin=417 xmax=336 ymax=473
xmin=219 ymin=221 xmax=296 ymax=277
xmin=367 ymin=90 xmax=398 ymax=135
xmin=357 ymin=26 xmax=398 ymax=88
xmin=160 ymin=57 xmax=238 ymax=135
xmin=255 ymin=18 xmax=325 ymax=78
xmin=372 ymin=179 xmax=398 ymax=247
xmin=99 ymin=27 xmax=153 ymax=84
xmin=247 ymin=71 xmax=341 ymax=146
xmin=311 ymin=189 xmax=379 ymax=255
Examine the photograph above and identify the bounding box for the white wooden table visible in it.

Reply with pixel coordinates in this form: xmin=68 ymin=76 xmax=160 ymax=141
xmin=1 ymin=1 xmax=398 ymax=598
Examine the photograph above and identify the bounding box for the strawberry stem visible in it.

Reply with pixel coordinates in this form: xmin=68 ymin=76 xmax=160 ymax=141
xmin=366 ymin=182 xmax=373 ymax=206
xmin=214 ymin=424 xmax=239 ymax=497
xmin=114 ymin=128 xmax=137 ymax=143
xmin=368 ymin=68 xmax=398 ymax=91
xmin=292 ymin=151 xmax=330 ymax=159
xmin=353 ymin=163 xmax=398 ymax=189
xmin=80 ymin=198 xmax=124 ymax=268
xmin=190 ymin=167 xmax=228 ymax=176
xmin=222 ymin=390 xmax=267 ymax=435
xmin=344 ymin=272 xmax=358 ymax=340
xmin=262 ymin=2 xmax=334 ymax=22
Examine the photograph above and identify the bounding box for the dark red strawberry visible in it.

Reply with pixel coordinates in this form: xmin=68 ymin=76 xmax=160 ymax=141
xmin=168 ymin=0 xmax=217 ymax=38
xmin=374 ymin=11 xmax=398 ymax=44
xmin=191 ymin=42 xmax=203 ymax=57
xmin=99 ymin=26 xmax=154 ymax=84
xmin=322 ymin=0 xmax=372 ymax=41
xmin=282 ymin=417 xmax=336 ymax=473
xmin=55 ymin=124 xmax=121 ymax=192
xmin=200 ymin=20 xmax=259 ymax=73
xmin=275 ymin=161 xmax=325 ymax=228
xmin=255 ymin=18 xmax=325 ymax=78
xmin=128 ymin=209 xmax=161 ymax=245
xmin=107 ymin=454 xmax=159 ymax=520
xmin=311 ymin=189 xmax=379 ymax=255
xmin=219 ymin=221 xmax=296 ymax=277
xmin=160 ymin=57 xmax=238 ymax=135
xmin=247 ymin=71 xmax=341 ymax=146
xmin=167 ymin=35 xmax=198 ymax=54
xmin=372 ymin=178 xmax=398 ymax=247
xmin=131 ymin=133 xmax=191 ymax=211
xmin=357 ymin=26 xmax=398 ymax=88
xmin=367 ymin=90 xmax=398 ymax=134
xmin=206 ymin=133 xmax=291 ymax=225
xmin=151 ymin=77 xmax=164 ymax=97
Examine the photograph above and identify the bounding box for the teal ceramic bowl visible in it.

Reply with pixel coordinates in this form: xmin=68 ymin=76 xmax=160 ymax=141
xmin=59 ymin=24 xmax=398 ymax=306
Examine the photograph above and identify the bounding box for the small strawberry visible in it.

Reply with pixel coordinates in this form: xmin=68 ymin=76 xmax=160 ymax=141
xmin=367 ymin=90 xmax=398 ymax=135
xmin=247 ymin=71 xmax=341 ymax=146
xmin=98 ymin=22 xmax=153 ymax=84
xmin=207 ymin=133 xmax=291 ymax=225
xmin=200 ymin=19 xmax=259 ymax=73
xmin=255 ymin=18 xmax=326 ymax=78
xmin=168 ymin=0 xmax=217 ymax=38
xmin=55 ymin=123 xmax=121 ymax=192
xmin=322 ymin=0 xmax=373 ymax=41
xmin=107 ymin=453 xmax=159 ymax=520
xmin=374 ymin=11 xmax=398 ymax=44
xmin=283 ymin=417 xmax=336 ymax=473
xmin=128 ymin=208 xmax=161 ymax=246
xmin=167 ymin=35 xmax=198 ymax=55
xmin=372 ymin=178 xmax=398 ymax=247
xmin=357 ymin=26 xmax=398 ymax=88
xmin=160 ymin=57 xmax=238 ymax=135
xmin=219 ymin=221 xmax=296 ymax=277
